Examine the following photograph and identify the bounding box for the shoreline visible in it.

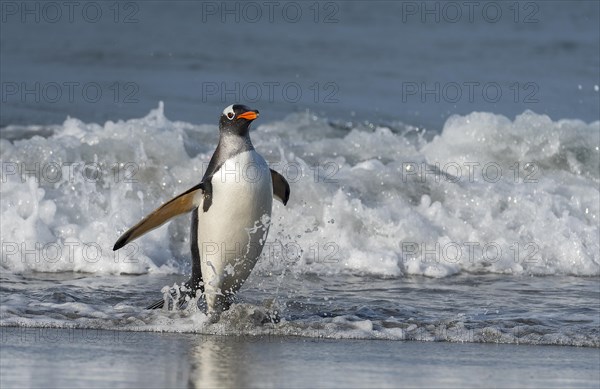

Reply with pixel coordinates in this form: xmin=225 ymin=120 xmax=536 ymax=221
xmin=1 ymin=321 xmax=598 ymax=348
xmin=2 ymin=328 xmax=599 ymax=388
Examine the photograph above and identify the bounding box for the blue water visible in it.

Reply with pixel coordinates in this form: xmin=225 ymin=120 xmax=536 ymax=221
xmin=1 ymin=1 xmax=598 ymax=128
xmin=1 ymin=1 xmax=599 ymax=347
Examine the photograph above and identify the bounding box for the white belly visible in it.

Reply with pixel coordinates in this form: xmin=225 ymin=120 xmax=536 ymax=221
xmin=197 ymin=150 xmax=273 ymax=315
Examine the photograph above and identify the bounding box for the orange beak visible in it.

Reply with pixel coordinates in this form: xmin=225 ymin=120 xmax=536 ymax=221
xmin=237 ymin=111 xmax=259 ymax=121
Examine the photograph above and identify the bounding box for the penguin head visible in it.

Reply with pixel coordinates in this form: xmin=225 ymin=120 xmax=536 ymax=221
xmin=219 ymin=104 xmax=260 ymax=136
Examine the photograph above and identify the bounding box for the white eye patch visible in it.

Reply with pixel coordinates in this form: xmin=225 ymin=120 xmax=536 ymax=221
xmin=223 ymin=105 xmax=235 ymax=120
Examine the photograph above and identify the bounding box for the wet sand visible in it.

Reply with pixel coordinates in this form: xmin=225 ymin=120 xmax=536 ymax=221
xmin=1 ymin=328 xmax=598 ymax=388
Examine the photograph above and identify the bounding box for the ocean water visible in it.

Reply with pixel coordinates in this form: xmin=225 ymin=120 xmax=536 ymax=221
xmin=1 ymin=104 xmax=598 ymax=346
xmin=1 ymin=1 xmax=599 ymax=349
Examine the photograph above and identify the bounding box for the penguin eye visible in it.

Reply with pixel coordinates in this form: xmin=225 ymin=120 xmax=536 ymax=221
xmin=227 ymin=112 xmax=235 ymax=120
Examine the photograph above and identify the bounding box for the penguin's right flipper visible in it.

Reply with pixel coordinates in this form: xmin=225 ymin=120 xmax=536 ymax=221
xmin=113 ymin=183 xmax=205 ymax=250
xmin=270 ymin=169 xmax=290 ymax=205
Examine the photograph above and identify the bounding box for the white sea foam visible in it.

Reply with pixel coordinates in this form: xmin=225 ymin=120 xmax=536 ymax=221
xmin=1 ymin=297 xmax=597 ymax=347
xmin=1 ymin=104 xmax=598 ymax=278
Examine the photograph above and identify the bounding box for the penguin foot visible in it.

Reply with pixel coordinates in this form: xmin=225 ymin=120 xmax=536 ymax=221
xmin=146 ymin=280 xmax=203 ymax=310
xmin=146 ymin=298 xmax=166 ymax=310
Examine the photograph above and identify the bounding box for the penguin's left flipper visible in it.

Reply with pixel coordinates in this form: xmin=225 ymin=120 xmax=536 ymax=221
xmin=270 ymin=169 xmax=290 ymax=206
xmin=113 ymin=183 xmax=205 ymax=251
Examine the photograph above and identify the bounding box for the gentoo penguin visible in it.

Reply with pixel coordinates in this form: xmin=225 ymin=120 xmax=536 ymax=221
xmin=113 ymin=104 xmax=290 ymax=318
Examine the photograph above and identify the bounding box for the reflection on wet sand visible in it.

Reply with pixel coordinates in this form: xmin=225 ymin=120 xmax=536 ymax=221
xmin=188 ymin=334 xmax=290 ymax=389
